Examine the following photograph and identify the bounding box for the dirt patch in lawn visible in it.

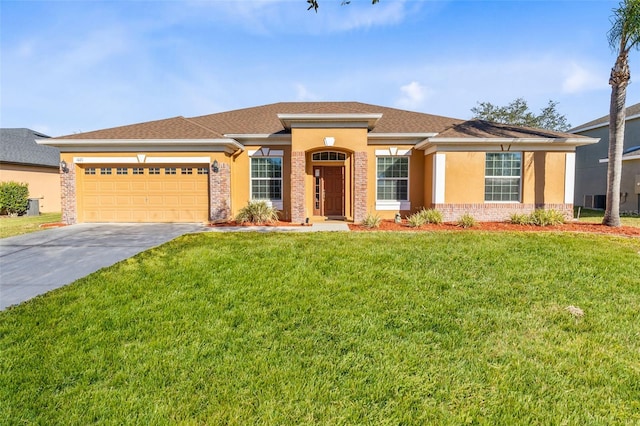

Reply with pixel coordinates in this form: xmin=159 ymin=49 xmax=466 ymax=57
xmin=349 ymin=220 xmax=640 ymax=237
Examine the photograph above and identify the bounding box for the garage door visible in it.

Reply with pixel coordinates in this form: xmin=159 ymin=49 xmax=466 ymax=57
xmin=80 ymin=165 xmax=209 ymax=222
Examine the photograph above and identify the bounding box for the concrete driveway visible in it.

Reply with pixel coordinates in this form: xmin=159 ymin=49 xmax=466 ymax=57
xmin=0 ymin=223 xmax=205 ymax=310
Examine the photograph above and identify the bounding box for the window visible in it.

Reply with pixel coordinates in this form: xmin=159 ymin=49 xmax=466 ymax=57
xmin=312 ymin=151 xmax=346 ymax=161
xmin=165 ymin=167 xmax=176 ymax=175
xmin=100 ymin=168 xmax=112 ymax=175
xmin=376 ymin=157 xmax=409 ymax=201
xmin=116 ymin=167 xmax=128 ymax=175
xmin=181 ymin=168 xmax=193 ymax=175
xmin=251 ymin=157 xmax=282 ymax=201
xmin=485 ymin=152 xmax=521 ymax=202
xmin=133 ymin=167 xmax=144 ymax=175
xmin=197 ymin=167 xmax=209 ymax=175
xmin=149 ymin=168 xmax=160 ymax=175
xmin=84 ymin=168 xmax=96 ymax=175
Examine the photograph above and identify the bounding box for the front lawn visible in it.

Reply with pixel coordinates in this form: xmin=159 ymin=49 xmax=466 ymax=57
xmin=0 ymin=212 xmax=62 ymax=238
xmin=575 ymin=207 xmax=640 ymax=227
xmin=1 ymin=232 xmax=639 ymax=424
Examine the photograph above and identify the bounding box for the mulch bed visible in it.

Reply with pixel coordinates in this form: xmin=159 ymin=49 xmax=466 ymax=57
xmin=39 ymin=222 xmax=67 ymax=229
xmin=348 ymin=220 xmax=640 ymax=237
xmin=208 ymin=221 xmax=306 ymax=228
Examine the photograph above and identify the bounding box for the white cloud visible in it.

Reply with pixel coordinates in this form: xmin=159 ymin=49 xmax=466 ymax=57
xmin=294 ymin=83 xmax=321 ymax=101
xmin=562 ymin=63 xmax=608 ymax=94
xmin=395 ymin=81 xmax=430 ymax=110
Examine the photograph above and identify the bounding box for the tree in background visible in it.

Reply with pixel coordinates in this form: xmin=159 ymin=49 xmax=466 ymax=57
xmin=471 ymin=98 xmax=571 ymax=132
xmin=604 ymin=0 xmax=640 ymax=227
xmin=307 ymin=0 xmax=379 ymax=12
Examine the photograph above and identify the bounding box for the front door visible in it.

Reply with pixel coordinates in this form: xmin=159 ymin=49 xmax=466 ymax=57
xmin=313 ymin=166 xmax=345 ymax=217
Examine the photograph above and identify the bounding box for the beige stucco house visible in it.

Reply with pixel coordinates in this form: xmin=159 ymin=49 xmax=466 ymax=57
xmin=39 ymin=102 xmax=598 ymax=224
xmin=1 ymin=128 xmax=61 ymax=213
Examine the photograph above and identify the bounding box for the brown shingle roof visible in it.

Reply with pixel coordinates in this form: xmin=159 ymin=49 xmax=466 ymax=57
xmin=57 ymin=116 xmax=222 ymax=139
xmin=190 ymin=102 xmax=464 ymax=134
xmin=436 ymin=120 xmax=587 ymax=139
xmin=54 ymin=102 xmax=464 ymax=139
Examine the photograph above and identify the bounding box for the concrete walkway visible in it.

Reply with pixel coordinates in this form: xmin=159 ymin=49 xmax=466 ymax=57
xmin=206 ymin=222 xmax=351 ymax=232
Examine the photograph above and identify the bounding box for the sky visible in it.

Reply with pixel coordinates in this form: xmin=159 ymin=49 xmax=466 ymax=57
xmin=2 ymin=0 xmax=638 ymax=137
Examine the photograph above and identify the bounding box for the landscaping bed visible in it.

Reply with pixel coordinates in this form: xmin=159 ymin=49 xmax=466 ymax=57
xmin=349 ymin=219 xmax=640 ymax=237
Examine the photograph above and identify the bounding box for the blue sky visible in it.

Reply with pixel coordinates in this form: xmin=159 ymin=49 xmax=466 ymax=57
xmin=2 ymin=0 xmax=637 ymax=136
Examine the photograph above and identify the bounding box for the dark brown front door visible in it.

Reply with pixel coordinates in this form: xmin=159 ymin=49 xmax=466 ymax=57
xmin=323 ymin=166 xmax=344 ymax=216
xmin=313 ymin=166 xmax=345 ymax=217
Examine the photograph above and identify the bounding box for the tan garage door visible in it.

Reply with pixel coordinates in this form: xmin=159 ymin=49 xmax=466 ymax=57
xmin=80 ymin=165 xmax=209 ymax=222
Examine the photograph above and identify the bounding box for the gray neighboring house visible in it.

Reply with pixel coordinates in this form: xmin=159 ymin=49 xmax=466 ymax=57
xmin=0 ymin=128 xmax=61 ymax=213
xmin=573 ymin=103 xmax=640 ymax=213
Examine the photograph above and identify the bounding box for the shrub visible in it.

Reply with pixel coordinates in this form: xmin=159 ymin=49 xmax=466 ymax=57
xmin=406 ymin=212 xmax=426 ymax=228
xmin=421 ymin=208 xmax=443 ymax=225
xmin=529 ymin=209 xmax=565 ymax=226
xmin=457 ymin=213 xmax=476 ymax=228
xmin=509 ymin=212 xmax=532 ymax=225
xmin=407 ymin=208 xmax=443 ymax=227
xmin=0 ymin=181 xmax=29 ymax=216
xmin=235 ymin=201 xmax=279 ymax=224
xmin=361 ymin=213 xmax=382 ymax=228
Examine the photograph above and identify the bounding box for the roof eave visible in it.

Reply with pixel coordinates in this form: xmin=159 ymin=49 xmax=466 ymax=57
xmin=37 ymin=138 xmax=245 ymax=154
xmin=277 ymin=113 xmax=383 ymax=131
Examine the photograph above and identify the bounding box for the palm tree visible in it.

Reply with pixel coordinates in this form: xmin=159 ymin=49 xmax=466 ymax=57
xmin=604 ymin=0 xmax=640 ymax=226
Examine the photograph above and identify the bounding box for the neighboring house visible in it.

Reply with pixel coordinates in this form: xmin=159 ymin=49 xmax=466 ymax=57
xmin=39 ymin=102 xmax=597 ymax=225
xmin=0 ymin=128 xmax=61 ymax=213
xmin=573 ymin=102 xmax=640 ymax=213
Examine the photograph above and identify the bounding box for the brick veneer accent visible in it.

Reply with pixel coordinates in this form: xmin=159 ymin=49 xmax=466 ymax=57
xmin=210 ymin=162 xmax=231 ymax=221
xmin=433 ymin=203 xmax=574 ymax=222
xmin=291 ymin=151 xmax=306 ymax=223
xmin=61 ymin=165 xmax=77 ymax=225
xmin=353 ymin=151 xmax=368 ymax=223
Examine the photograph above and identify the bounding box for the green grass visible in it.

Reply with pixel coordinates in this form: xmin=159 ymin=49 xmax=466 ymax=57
xmin=1 ymin=232 xmax=639 ymax=424
xmin=575 ymin=207 xmax=640 ymax=227
xmin=0 ymin=212 xmax=62 ymax=238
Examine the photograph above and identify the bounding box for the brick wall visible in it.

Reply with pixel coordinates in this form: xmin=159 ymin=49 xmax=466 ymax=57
xmin=210 ymin=162 xmax=231 ymax=221
xmin=61 ymin=165 xmax=77 ymax=225
xmin=291 ymin=151 xmax=306 ymax=223
xmin=433 ymin=203 xmax=574 ymax=222
xmin=353 ymin=151 xmax=368 ymax=223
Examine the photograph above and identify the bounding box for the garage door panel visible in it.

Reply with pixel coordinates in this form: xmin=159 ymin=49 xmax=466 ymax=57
xmin=131 ymin=182 xmax=146 ymax=191
xmin=80 ymin=165 xmax=209 ymax=223
xmin=163 ymin=182 xmax=179 ymax=191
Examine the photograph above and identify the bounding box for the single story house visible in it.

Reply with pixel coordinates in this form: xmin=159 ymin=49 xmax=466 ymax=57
xmin=39 ymin=102 xmax=598 ymax=224
xmin=573 ymin=102 xmax=640 ymax=213
xmin=1 ymin=128 xmax=61 ymax=213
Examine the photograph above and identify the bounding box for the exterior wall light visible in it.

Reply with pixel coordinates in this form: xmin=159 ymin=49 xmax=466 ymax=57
xmin=212 ymin=159 xmax=219 ymax=173
xmin=60 ymin=160 xmax=69 ymax=173
xmin=324 ymin=137 xmax=335 ymax=147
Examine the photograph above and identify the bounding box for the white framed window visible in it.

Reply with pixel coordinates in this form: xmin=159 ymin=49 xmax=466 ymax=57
xmin=376 ymin=156 xmax=410 ymax=210
xmin=312 ymin=151 xmax=346 ymax=161
xmin=116 ymin=167 xmax=128 ymax=175
xmin=84 ymin=167 xmax=96 ymax=175
xmin=485 ymin=152 xmax=522 ymax=202
xmin=250 ymin=157 xmax=282 ymax=209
